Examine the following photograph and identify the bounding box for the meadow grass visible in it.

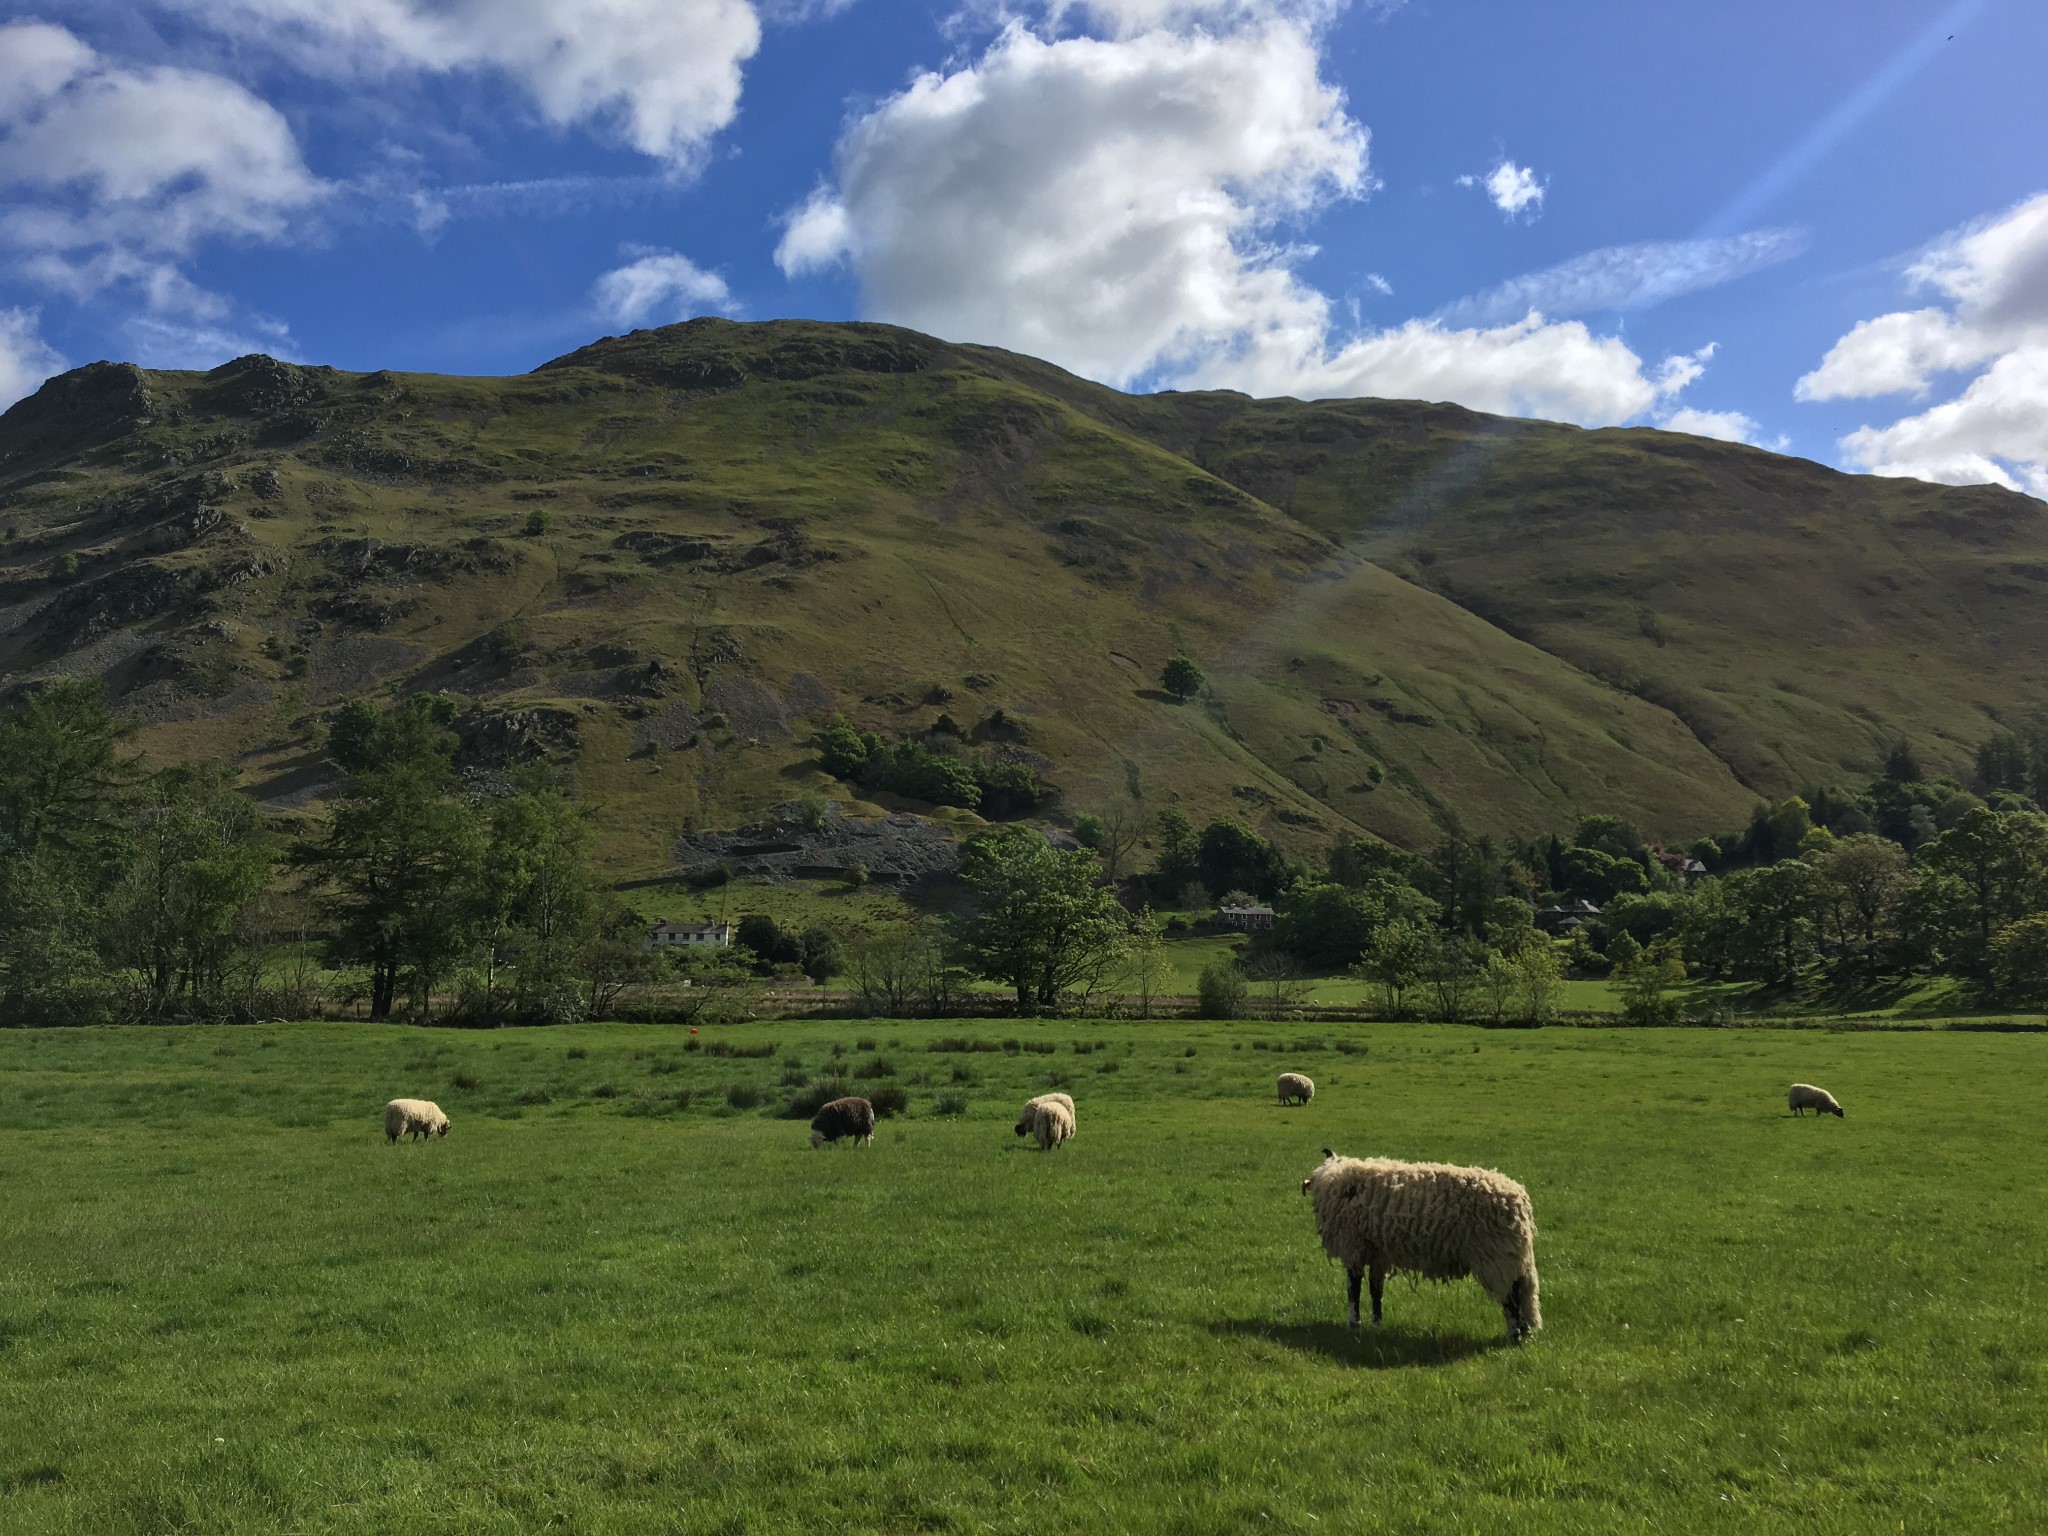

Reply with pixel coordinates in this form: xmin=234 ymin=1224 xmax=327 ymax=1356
xmin=2 ymin=1019 xmax=2044 ymax=1533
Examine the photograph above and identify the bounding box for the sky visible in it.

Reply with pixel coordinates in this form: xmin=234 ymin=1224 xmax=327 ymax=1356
xmin=1 ymin=0 xmax=2045 ymax=494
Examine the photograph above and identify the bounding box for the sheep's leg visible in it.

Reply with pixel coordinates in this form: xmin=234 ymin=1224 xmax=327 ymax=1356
xmin=1369 ymin=1262 xmax=1385 ymax=1326
xmin=1345 ymin=1266 xmax=1363 ymax=1330
xmin=1504 ymin=1278 xmax=1531 ymax=1343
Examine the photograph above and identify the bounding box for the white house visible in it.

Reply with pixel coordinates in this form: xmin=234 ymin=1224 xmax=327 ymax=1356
xmin=647 ymin=918 xmax=733 ymax=951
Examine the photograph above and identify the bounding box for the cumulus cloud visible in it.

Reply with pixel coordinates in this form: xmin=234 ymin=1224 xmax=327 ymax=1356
xmin=593 ymin=249 xmax=735 ymax=325
xmin=1438 ymin=229 xmax=1805 ymax=328
xmin=0 ymin=20 xmax=325 ymax=309
xmin=166 ymin=0 xmax=763 ymax=169
xmin=778 ymin=15 xmax=1711 ymax=427
xmin=0 ymin=307 xmax=65 ymax=409
xmin=1800 ymin=192 xmax=2048 ymax=495
xmin=1658 ymin=405 xmax=1773 ymax=447
xmin=1460 ymin=158 xmax=1544 ymax=219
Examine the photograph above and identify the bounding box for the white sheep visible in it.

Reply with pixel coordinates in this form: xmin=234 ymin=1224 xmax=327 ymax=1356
xmin=385 ymin=1098 xmax=450 ymax=1143
xmin=1301 ymin=1148 xmax=1541 ymax=1344
xmin=1788 ymin=1082 xmax=1844 ymax=1118
xmin=1014 ymin=1092 xmax=1076 ymax=1151
xmin=1277 ymin=1072 xmax=1315 ymax=1106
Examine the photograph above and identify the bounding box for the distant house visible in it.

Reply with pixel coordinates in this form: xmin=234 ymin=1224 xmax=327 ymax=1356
xmin=1682 ymin=858 xmax=1708 ymax=882
xmin=647 ymin=918 xmax=733 ymax=951
xmin=1536 ymin=898 xmax=1601 ymax=933
xmin=1217 ymin=903 xmax=1277 ymax=932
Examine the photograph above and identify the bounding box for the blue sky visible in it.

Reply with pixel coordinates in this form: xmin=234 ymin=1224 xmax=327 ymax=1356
xmin=2 ymin=0 xmax=2045 ymax=493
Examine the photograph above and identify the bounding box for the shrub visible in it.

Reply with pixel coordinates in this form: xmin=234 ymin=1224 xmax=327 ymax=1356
xmin=522 ymin=509 xmax=552 ymax=536
xmin=782 ymin=1077 xmax=852 ymax=1119
xmin=726 ymin=1082 xmax=764 ymax=1110
xmin=1183 ymin=1046 xmax=1197 ymax=1058
xmin=1197 ymin=958 xmax=1251 ymax=1020
xmin=592 ymin=1082 xmax=619 ymax=1099
xmin=868 ymin=1085 xmax=909 ymax=1118
xmin=934 ymin=1093 xmax=969 ymax=1116
xmin=853 ymin=1056 xmax=896 ymax=1079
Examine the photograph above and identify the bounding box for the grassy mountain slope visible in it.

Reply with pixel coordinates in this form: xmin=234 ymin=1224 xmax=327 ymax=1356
xmin=0 ymin=318 xmax=2037 ymax=877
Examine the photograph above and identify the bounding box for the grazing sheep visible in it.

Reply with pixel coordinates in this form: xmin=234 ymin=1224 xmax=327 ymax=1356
xmin=384 ymin=1098 xmax=450 ymax=1144
xmin=1277 ymin=1072 xmax=1315 ymax=1106
xmin=1014 ymin=1092 xmax=1076 ymax=1151
xmin=1788 ymin=1082 xmax=1845 ymax=1118
xmin=1301 ymin=1148 xmax=1541 ymax=1344
xmin=810 ymin=1096 xmax=875 ymax=1147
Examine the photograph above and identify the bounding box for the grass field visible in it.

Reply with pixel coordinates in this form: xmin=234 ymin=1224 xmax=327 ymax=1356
xmin=3 ymin=1019 xmax=2044 ymax=1533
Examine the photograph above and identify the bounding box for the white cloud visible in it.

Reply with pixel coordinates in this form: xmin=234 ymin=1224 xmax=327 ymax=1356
xmin=1461 ymin=158 xmax=1544 ymax=219
xmin=0 ymin=307 xmax=65 ymax=409
xmin=1209 ymin=311 xmax=1704 ymax=426
xmin=775 ymin=20 xmax=1370 ymax=388
xmin=1658 ymin=405 xmax=1771 ymax=446
xmin=1438 ymin=230 xmax=1805 ymax=328
xmin=0 ymin=20 xmax=325 ymax=309
xmin=778 ymin=15 xmax=1711 ymax=428
xmin=122 ymin=312 xmax=299 ymax=370
xmin=1801 ymin=192 xmax=2048 ymax=495
xmin=1361 ymin=271 xmax=1392 ymax=295
xmin=166 ymin=0 xmax=763 ymax=170
xmin=593 ymin=249 xmax=735 ymax=326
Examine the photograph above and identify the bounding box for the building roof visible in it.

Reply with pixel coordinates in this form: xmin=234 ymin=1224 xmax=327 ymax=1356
xmin=1218 ymin=903 xmax=1276 ymax=917
xmin=650 ymin=918 xmax=732 ymax=935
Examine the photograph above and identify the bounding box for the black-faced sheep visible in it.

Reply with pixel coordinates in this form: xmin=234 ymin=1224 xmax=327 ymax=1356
xmin=1301 ymin=1148 xmax=1541 ymax=1344
xmin=385 ymin=1098 xmax=450 ymax=1143
xmin=1788 ymin=1082 xmax=1845 ymax=1117
xmin=810 ymin=1095 xmax=875 ymax=1147
xmin=1277 ymin=1072 xmax=1315 ymax=1106
xmin=1014 ymin=1092 xmax=1075 ymax=1150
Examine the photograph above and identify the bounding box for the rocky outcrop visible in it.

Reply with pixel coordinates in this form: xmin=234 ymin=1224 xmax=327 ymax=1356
xmin=674 ymin=803 xmax=965 ymax=885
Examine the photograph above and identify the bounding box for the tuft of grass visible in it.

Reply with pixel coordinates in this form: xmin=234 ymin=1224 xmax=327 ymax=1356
xmin=566 ymin=1047 xmax=588 ymax=1061
xmin=853 ymin=1056 xmax=897 ymax=1080
xmin=933 ymin=1092 xmax=969 ymax=1116
xmin=725 ymin=1082 xmax=764 ymax=1110
xmin=450 ymin=1072 xmax=481 ymax=1091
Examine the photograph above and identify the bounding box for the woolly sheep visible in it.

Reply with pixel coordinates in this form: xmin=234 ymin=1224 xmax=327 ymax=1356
xmin=1301 ymin=1148 xmax=1541 ymax=1344
xmin=810 ymin=1095 xmax=875 ymax=1147
xmin=1277 ymin=1072 xmax=1315 ymax=1106
xmin=1788 ymin=1082 xmax=1845 ymax=1118
xmin=1014 ymin=1092 xmax=1076 ymax=1151
xmin=385 ymin=1098 xmax=449 ymax=1144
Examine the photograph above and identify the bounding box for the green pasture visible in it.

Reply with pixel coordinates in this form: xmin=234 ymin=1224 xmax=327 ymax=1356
xmin=2 ymin=1019 xmax=2044 ymax=1533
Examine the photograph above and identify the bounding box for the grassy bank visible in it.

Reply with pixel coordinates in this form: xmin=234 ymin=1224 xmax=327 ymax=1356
xmin=2 ymin=1019 xmax=2043 ymax=1532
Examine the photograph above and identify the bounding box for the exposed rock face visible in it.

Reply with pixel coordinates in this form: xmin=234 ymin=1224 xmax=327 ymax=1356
xmin=673 ymin=802 xmax=965 ymax=885
xmin=458 ymin=706 xmax=581 ymax=768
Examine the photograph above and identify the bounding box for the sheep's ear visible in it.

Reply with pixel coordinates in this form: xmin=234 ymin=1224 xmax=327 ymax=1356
xmin=1321 ymin=1147 xmax=1334 ymax=1160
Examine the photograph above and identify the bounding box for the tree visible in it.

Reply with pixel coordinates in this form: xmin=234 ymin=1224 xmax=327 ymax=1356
xmin=1196 ymin=818 xmax=1288 ymax=902
xmin=1989 ymin=914 xmax=2048 ymax=1004
xmin=1161 ymin=655 xmax=1204 ymax=701
xmin=1353 ymin=919 xmax=1428 ymax=1016
xmin=484 ymin=778 xmax=599 ymax=1021
xmin=1812 ymin=834 xmax=1908 ymax=978
xmin=299 ymin=701 xmax=484 ymax=1019
xmin=1076 ymin=797 xmax=1144 ymax=886
xmin=1615 ymin=943 xmax=1686 ymax=1025
xmin=1196 ymin=956 xmax=1250 ymax=1019
xmin=949 ymin=827 xmax=1129 ymax=1009
xmin=1150 ymin=807 xmax=1201 ymax=899
xmin=798 ymin=927 xmax=844 ymax=984
xmin=1513 ymin=942 xmax=1564 ymax=1025
xmin=1917 ymin=807 xmax=2048 ymax=981
xmin=109 ymin=763 xmax=275 ymax=1021
xmin=847 ymin=923 xmax=943 ymax=1016
xmin=1112 ymin=907 xmax=1171 ymax=1018
xmin=327 ymin=699 xmax=382 ymax=773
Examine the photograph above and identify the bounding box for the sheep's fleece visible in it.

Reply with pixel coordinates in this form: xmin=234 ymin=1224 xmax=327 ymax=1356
xmin=385 ymin=1098 xmax=449 ymax=1142
xmin=1276 ymin=1072 xmax=1315 ymax=1105
xmin=1015 ymin=1093 xmax=1076 ymax=1150
xmin=1788 ymin=1082 xmax=1844 ymax=1117
xmin=1303 ymin=1150 xmax=1541 ymax=1342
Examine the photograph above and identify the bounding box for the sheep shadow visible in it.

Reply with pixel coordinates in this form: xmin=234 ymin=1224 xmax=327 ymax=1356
xmin=1211 ymin=1318 xmax=1502 ymax=1369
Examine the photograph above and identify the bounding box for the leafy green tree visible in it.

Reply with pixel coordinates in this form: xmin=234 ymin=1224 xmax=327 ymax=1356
xmin=483 ymin=778 xmax=598 ymax=1021
xmin=1113 ymin=907 xmax=1171 ymax=1018
xmin=1685 ymin=863 xmax=1819 ymax=984
xmin=327 ymin=699 xmax=382 ymax=773
xmin=1150 ymin=807 xmax=1201 ymax=898
xmin=109 ymin=763 xmax=276 ymax=1021
xmin=1196 ymin=956 xmax=1249 ymax=1019
xmin=1353 ymin=919 xmax=1428 ymax=1016
xmin=1615 ymin=943 xmax=1686 ymax=1024
xmin=1196 ymin=818 xmax=1288 ymax=902
xmin=948 ymin=826 xmax=1129 ymax=1009
xmin=1161 ymin=655 xmax=1204 ymax=701
xmin=299 ymin=700 xmax=484 ymax=1019
xmin=1811 ymin=834 xmax=1908 ymax=978
xmin=1273 ymin=874 xmax=1436 ymax=970
xmin=1513 ymin=941 xmax=1564 ymax=1025
xmin=798 ymin=927 xmax=844 ymax=984
xmin=1917 ymin=807 xmax=2048 ymax=981
xmin=816 ymin=717 xmax=875 ymax=780
xmin=1989 ymin=914 xmax=2048 ymax=1004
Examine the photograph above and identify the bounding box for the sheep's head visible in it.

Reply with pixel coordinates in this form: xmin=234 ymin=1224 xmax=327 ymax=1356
xmin=809 ymin=1128 xmax=827 ymax=1148
xmin=436 ymin=1119 xmax=450 ymax=1137
xmin=1830 ymin=1104 xmax=1845 ymax=1118
xmin=1302 ymin=1147 xmax=1338 ymax=1194
xmin=1013 ymin=1113 xmax=1032 ymax=1137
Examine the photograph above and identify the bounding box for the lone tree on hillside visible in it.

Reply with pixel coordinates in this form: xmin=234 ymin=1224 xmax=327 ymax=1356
xmin=1162 ymin=655 xmax=1204 ymax=701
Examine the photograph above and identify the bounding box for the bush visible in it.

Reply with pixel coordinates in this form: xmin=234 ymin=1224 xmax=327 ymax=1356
xmin=782 ymin=1077 xmax=852 ymax=1119
xmin=522 ymin=509 xmax=551 ymax=536
xmin=1197 ymin=958 xmax=1251 ymax=1020
xmin=592 ymin=1082 xmax=618 ymax=1099
xmin=934 ymin=1093 xmax=969 ymax=1116
xmin=853 ymin=1056 xmax=896 ymax=1079
xmin=726 ymin=1082 xmax=764 ymax=1110
xmin=868 ymin=1085 xmax=908 ymax=1118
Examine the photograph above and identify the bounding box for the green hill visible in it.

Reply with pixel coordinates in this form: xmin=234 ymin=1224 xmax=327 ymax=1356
xmin=1 ymin=317 xmax=2040 ymax=877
